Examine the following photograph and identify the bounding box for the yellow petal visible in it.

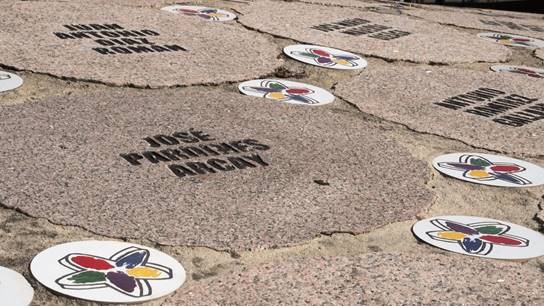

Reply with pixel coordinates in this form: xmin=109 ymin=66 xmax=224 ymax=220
xmin=437 ymin=231 xmax=465 ymax=240
xmin=467 ymin=170 xmax=490 ymax=178
xmin=127 ymin=267 xmax=162 ymax=278
xmin=267 ymin=92 xmax=285 ymax=100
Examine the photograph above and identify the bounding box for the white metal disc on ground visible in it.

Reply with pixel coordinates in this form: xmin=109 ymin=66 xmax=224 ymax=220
xmin=161 ymin=5 xmax=236 ymax=21
xmin=478 ymin=32 xmax=544 ymax=49
xmin=413 ymin=216 xmax=544 ymax=260
xmin=238 ymin=79 xmax=335 ymax=106
xmin=490 ymin=65 xmax=544 ymax=78
xmin=0 ymin=71 xmax=23 ymax=92
xmin=0 ymin=267 xmax=34 ymax=306
xmin=432 ymin=153 xmax=544 ymax=187
xmin=30 ymin=240 xmax=186 ymax=303
xmin=283 ymin=44 xmax=367 ymax=70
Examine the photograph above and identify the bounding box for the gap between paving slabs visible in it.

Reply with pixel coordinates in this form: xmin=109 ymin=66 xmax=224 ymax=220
xmin=2 ymin=2 xmax=543 ymax=303
xmin=2 ymin=164 xmax=542 ymax=305
xmin=1 ymin=83 xmax=543 ymax=304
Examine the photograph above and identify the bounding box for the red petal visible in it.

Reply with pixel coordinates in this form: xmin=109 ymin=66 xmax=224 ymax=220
xmin=490 ymin=165 xmax=521 ymax=172
xmin=312 ymin=49 xmax=330 ymax=57
xmin=479 ymin=235 xmax=523 ymax=246
xmin=72 ymin=256 xmax=114 ymax=270
xmin=286 ymin=88 xmax=310 ymax=95
xmin=180 ymin=9 xmax=198 ymax=14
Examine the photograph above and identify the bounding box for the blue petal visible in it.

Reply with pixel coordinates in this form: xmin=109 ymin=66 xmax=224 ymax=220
xmin=462 ymin=237 xmax=483 ymax=253
xmin=116 ymin=250 xmax=147 ymax=268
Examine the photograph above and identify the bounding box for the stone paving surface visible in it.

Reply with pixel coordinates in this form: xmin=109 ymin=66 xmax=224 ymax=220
xmin=407 ymin=8 xmax=544 ymax=39
xmin=0 ymin=87 xmax=432 ymax=250
xmin=335 ymin=65 xmax=544 ymax=155
xmin=0 ymin=1 xmax=543 ymax=305
xmin=171 ymin=252 xmax=544 ymax=305
xmin=537 ymin=48 xmax=544 ymax=60
xmin=0 ymin=1 xmax=281 ymax=87
xmin=239 ymin=0 xmax=510 ymax=64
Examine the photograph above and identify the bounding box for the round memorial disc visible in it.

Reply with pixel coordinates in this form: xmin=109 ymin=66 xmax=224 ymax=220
xmin=238 ymin=79 xmax=335 ymax=106
xmin=0 ymin=71 xmax=23 ymax=93
xmin=161 ymin=5 xmax=236 ymax=21
xmin=478 ymin=32 xmax=544 ymax=49
xmin=31 ymin=241 xmax=186 ymax=303
xmin=432 ymin=153 xmax=544 ymax=187
xmin=0 ymin=267 xmax=33 ymax=306
xmin=490 ymin=65 xmax=544 ymax=79
xmin=412 ymin=216 xmax=544 ymax=260
xmin=283 ymin=44 xmax=367 ymax=70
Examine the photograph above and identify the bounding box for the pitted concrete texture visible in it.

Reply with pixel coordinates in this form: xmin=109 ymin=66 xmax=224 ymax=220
xmin=536 ymin=49 xmax=544 ymax=61
xmin=238 ymin=0 xmax=510 ymax=64
xmin=408 ymin=9 xmax=544 ymax=40
xmin=0 ymin=87 xmax=432 ymax=251
xmin=47 ymin=0 xmax=252 ymax=9
xmin=0 ymin=2 xmax=281 ymax=87
xmin=336 ymin=65 xmax=544 ymax=155
xmin=297 ymin=0 xmax=384 ymax=9
xmin=170 ymin=252 xmax=544 ymax=305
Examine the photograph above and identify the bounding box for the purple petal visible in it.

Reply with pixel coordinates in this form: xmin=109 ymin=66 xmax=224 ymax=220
xmin=106 ymin=271 xmax=136 ymax=293
xmin=446 ymin=221 xmax=478 ymax=235
xmin=443 ymin=163 xmax=483 ymax=171
xmin=317 ymin=57 xmax=333 ymax=64
xmin=248 ymin=86 xmax=275 ymax=93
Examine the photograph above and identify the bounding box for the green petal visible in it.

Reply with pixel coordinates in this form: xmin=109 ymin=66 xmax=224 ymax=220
xmin=469 ymin=158 xmax=491 ymax=167
xmin=475 ymin=225 xmax=504 ymax=235
xmin=269 ymin=83 xmax=286 ymax=90
xmin=299 ymin=52 xmax=319 ymax=58
xmin=68 ymin=271 xmax=106 ymax=283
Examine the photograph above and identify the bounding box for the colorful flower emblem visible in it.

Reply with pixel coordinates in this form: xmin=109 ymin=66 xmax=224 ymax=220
xmin=508 ymin=67 xmax=544 ymax=78
xmin=426 ymin=219 xmax=529 ymax=255
xmin=176 ymin=8 xmax=229 ymax=20
xmin=291 ymin=48 xmax=360 ymax=68
xmin=437 ymin=154 xmax=531 ymax=185
xmin=242 ymin=81 xmax=319 ymax=104
xmin=490 ymin=34 xmax=535 ymax=47
xmin=55 ymin=247 xmax=172 ymax=298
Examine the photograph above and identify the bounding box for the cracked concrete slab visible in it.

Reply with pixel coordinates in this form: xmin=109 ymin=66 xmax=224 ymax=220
xmin=296 ymin=0 xmax=384 ymax=9
xmin=0 ymin=1 xmax=281 ymax=87
xmin=238 ymin=0 xmax=510 ymax=64
xmin=0 ymin=87 xmax=432 ymax=251
xmin=336 ymin=64 xmax=544 ymax=156
xmin=38 ymin=0 xmax=253 ymax=10
xmin=536 ymin=49 xmax=544 ymax=61
xmin=170 ymin=252 xmax=544 ymax=305
xmin=408 ymin=9 xmax=544 ymax=40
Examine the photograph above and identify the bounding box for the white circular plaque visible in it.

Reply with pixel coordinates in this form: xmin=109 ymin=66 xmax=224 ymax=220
xmin=0 ymin=71 xmax=23 ymax=92
xmin=283 ymin=45 xmax=367 ymax=70
xmin=31 ymin=241 xmax=186 ymax=303
xmin=161 ymin=5 xmax=236 ymax=21
xmin=478 ymin=32 xmax=544 ymax=49
xmin=239 ymin=79 xmax=334 ymax=106
xmin=490 ymin=65 xmax=544 ymax=79
xmin=413 ymin=216 xmax=544 ymax=260
xmin=432 ymin=153 xmax=544 ymax=187
xmin=0 ymin=267 xmax=34 ymax=306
